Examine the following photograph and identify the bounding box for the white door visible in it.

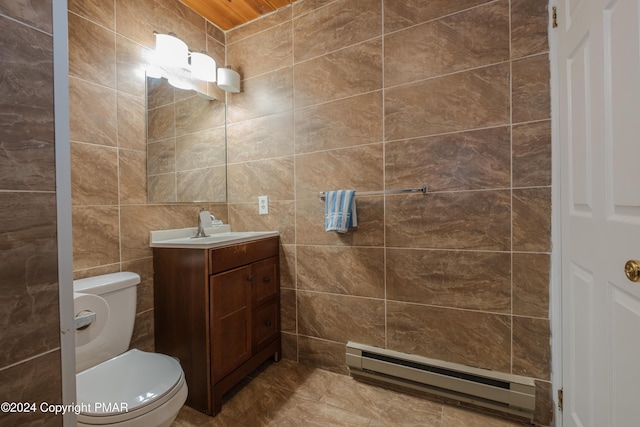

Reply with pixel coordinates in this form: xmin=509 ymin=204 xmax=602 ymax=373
xmin=559 ymin=0 xmax=640 ymax=425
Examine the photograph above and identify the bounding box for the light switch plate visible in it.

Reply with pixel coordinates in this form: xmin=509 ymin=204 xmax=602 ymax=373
xmin=258 ymin=196 xmax=268 ymax=215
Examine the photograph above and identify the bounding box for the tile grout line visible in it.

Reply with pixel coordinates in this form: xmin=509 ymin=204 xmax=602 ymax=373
xmin=290 ymin=11 xmax=300 ymax=364
xmin=508 ymin=0 xmax=515 ymax=377
xmin=114 ymin=0 xmax=124 ymax=275
xmin=381 ymin=0 xmax=388 ymax=351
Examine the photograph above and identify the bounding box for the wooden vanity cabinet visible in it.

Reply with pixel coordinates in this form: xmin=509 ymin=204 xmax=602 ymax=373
xmin=153 ymin=236 xmax=281 ymax=416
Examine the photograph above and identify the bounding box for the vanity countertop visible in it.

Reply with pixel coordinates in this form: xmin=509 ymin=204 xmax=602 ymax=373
xmin=150 ymin=226 xmax=279 ymax=249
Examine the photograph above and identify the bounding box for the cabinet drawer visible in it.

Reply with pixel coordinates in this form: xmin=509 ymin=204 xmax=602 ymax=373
xmin=252 ymin=257 xmax=278 ymax=306
xmin=252 ymin=301 xmax=279 ymax=352
xmin=209 ymin=237 xmax=279 ymax=274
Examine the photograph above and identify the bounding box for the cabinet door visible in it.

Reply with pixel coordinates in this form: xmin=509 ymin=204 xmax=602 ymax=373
xmin=252 ymin=256 xmax=278 ymax=306
xmin=210 ymin=265 xmax=252 ymax=382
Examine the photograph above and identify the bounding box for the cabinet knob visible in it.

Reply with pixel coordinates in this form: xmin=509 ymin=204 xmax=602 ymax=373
xmin=263 ymin=277 xmax=271 ymax=283
xmin=264 ymin=320 xmax=272 ymax=327
xmin=247 ymin=275 xmax=253 ymax=282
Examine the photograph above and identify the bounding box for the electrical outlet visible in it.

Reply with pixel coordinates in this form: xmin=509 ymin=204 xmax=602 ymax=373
xmin=258 ymin=195 xmax=268 ymax=215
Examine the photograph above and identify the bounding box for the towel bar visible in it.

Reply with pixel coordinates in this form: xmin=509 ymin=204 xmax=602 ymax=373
xmin=318 ymin=185 xmax=428 ymax=201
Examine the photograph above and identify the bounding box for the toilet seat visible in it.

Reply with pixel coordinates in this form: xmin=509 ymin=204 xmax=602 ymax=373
xmin=77 ymin=349 xmax=186 ymax=425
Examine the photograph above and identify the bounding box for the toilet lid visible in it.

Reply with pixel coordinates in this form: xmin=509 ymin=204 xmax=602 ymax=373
xmin=77 ymin=349 xmax=183 ymax=415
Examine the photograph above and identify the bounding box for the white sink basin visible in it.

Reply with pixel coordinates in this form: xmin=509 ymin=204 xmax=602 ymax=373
xmin=150 ymin=227 xmax=279 ymax=249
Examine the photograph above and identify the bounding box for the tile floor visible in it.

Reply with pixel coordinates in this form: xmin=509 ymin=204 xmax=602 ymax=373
xmin=171 ymin=359 xmax=531 ymax=427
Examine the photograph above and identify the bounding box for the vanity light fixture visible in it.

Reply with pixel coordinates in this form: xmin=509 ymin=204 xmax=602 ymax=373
xmin=148 ymin=32 xmax=240 ymax=93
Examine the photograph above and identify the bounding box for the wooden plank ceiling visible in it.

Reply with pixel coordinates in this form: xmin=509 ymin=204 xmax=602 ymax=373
xmin=181 ymin=0 xmax=297 ymax=31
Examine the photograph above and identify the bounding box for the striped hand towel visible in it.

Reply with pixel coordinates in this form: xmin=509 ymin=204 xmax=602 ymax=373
xmin=324 ymin=190 xmax=357 ymax=233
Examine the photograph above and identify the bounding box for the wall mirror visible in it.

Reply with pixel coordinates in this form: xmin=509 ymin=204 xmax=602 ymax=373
xmin=146 ymin=76 xmax=227 ymax=203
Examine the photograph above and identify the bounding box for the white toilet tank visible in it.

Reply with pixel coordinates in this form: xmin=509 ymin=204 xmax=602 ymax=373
xmin=73 ymin=272 xmax=140 ymax=372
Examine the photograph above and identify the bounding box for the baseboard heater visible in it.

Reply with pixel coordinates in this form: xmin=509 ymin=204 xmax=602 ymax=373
xmin=346 ymin=342 xmax=535 ymax=420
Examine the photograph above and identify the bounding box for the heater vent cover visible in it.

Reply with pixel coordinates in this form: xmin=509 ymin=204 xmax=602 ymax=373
xmin=346 ymin=342 xmax=535 ymax=420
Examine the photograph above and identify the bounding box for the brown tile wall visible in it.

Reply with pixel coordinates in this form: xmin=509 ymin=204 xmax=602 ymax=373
xmin=67 ymin=0 xmax=228 ymax=352
xmin=0 ymin=1 xmax=63 ymax=425
xmin=226 ymin=0 xmax=552 ymax=424
xmin=66 ymin=0 xmax=552 ymax=423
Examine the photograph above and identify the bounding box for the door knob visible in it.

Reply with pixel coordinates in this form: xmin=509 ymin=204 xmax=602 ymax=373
xmin=624 ymin=260 xmax=640 ymax=282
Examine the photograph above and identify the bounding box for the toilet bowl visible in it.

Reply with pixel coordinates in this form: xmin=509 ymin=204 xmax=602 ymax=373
xmin=74 ymin=272 xmax=187 ymax=426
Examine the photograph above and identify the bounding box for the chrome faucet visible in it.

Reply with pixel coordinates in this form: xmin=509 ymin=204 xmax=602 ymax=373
xmin=194 ymin=208 xmax=210 ymax=238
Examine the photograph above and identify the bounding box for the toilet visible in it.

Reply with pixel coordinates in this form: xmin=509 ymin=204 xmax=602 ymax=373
xmin=73 ymin=272 xmax=187 ymax=426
